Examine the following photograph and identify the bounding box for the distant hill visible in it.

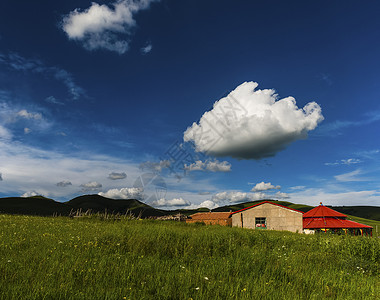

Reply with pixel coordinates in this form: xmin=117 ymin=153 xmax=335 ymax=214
xmin=0 ymin=196 xmax=379 ymax=221
xmin=0 ymin=196 xmax=72 ymax=216
xmin=67 ymin=195 xmax=167 ymax=218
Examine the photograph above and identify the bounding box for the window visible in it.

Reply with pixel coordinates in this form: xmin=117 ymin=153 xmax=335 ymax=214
xmin=255 ymin=217 xmax=266 ymax=228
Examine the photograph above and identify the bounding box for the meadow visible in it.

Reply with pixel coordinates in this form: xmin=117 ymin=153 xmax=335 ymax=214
xmin=0 ymin=214 xmax=379 ymax=299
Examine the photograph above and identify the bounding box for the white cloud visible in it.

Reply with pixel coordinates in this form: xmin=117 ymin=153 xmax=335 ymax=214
xmin=251 ymin=181 xmax=280 ymax=192
xmin=273 ymin=191 xmax=290 ymax=199
xmin=184 ymin=159 xmax=231 ymax=172
xmin=0 ymin=125 xmax=11 ymax=140
xmin=325 ymin=158 xmax=362 ymax=166
xmin=24 ymin=128 xmax=31 ymax=134
xmin=198 ymin=200 xmax=219 ymax=210
xmin=139 ymin=160 xmax=171 ymax=173
xmin=0 ymin=52 xmax=85 ymax=100
xmin=56 ymin=180 xmax=72 ymax=187
xmin=108 ymin=172 xmax=127 ymax=180
xmin=21 ymin=191 xmax=39 ymax=198
xmin=212 ymin=191 xmax=268 ymax=204
xmin=289 ymin=185 xmax=306 ymax=191
xmin=141 ymin=43 xmax=152 ymax=54
xmin=80 ymin=181 xmax=103 ymax=192
xmin=99 ymin=187 xmax=143 ymax=200
xmin=45 ymin=96 xmax=64 ymax=105
xmin=17 ymin=110 xmax=42 ymax=120
xmin=334 ymin=169 xmax=368 ymax=182
xmin=288 ymin=188 xmax=380 ymax=206
xmin=62 ymin=0 xmax=159 ymax=54
xmin=151 ymin=197 xmax=190 ymax=207
xmin=184 ymin=81 xmax=323 ymax=160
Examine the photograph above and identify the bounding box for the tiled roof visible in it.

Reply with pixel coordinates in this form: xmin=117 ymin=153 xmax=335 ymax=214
xmin=230 ymin=201 xmax=304 ymax=215
xmin=189 ymin=212 xmax=231 ymax=220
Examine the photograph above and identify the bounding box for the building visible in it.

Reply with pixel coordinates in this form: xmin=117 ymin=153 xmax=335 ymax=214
xmin=230 ymin=201 xmax=303 ymax=233
xmin=303 ymin=203 xmax=373 ymax=236
xmin=186 ymin=212 xmax=232 ymax=226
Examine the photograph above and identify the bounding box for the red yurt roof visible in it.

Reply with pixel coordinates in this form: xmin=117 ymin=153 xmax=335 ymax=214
xmin=303 ymin=204 xmax=346 ymax=218
xmin=303 ymin=203 xmax=372 ymax=229
xmin=303 ymin=217 xmax=372 ymax=229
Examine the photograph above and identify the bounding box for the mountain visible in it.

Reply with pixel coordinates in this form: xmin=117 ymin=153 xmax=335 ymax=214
xmin=0 ymin=196 xmax=72 ymax=216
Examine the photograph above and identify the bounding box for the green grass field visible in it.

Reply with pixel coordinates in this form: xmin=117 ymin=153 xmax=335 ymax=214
xmin=0 ymin=214 xmax=379 ymax=299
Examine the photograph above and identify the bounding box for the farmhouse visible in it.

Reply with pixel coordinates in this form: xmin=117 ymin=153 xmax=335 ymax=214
xmin=230 ymin=201 xmax=303 ymax=233
xmin=303 ymin=203 xmax=373 ymax=236
xmin=186 ymin=212 xmax=232 ymax=226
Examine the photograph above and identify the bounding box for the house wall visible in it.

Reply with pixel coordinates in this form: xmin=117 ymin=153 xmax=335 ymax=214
xmin=231 ymin=203 xmax=303 ymax=233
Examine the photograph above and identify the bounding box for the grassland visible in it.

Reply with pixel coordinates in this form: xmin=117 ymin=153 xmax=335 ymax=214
xmin=0 ymin=214 xmax=379 ymax=299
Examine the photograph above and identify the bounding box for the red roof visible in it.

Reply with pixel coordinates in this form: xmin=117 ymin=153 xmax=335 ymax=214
xmin=303 ymin=217 xmax=372 ymax=229
xmin=303 ymin=204 xmax=372 ymax=229
xmin=303 ymin=205 xmax=347 ymax=218
xmin=230 ymin=201 xmax=304 ymax=215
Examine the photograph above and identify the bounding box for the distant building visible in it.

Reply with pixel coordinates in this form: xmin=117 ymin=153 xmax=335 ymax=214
xmin=303 ymin=203 xmax=373 ymax=236
xmin=230 ymin=201 xmax=303 ymax=233
xmin=186 ymin=212 xmax=232 ymax=226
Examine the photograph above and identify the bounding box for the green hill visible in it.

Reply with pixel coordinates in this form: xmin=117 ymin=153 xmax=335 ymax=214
xmin=0 ymin=196 xmax=72 ymax=216
xmin=67 ymin=194 xmax=167 ymax=218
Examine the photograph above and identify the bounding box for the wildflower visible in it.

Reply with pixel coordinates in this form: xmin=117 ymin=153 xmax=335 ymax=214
xmin=204 ymin=277 xmax=209 ymax=280
xmin=195 ymin=287 xmax=200 ymax=290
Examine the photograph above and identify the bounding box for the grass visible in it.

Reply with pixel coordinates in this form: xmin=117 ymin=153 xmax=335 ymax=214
xmin=0 ymin=214 xmax=379 ymax=299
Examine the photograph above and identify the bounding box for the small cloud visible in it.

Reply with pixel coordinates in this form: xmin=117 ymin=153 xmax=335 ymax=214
xmin=212 ymin=191 xmax=268 ymax=204
xmin=198 ymin=191 xmax=211 ymax=195
xmin=325 ymin=158 xmax=362 ymax=166
xmin=141 ymin=43 xmax=152 ymax=54
xmin=0 ymin=52 xmax=85 ymax=101
xmin=56 ymin=180 xmax=72 ymax=187
xmin=57 ymin=132 xmax=67 ymax=136
xmin=198 ymin=200 xmax=219 ymax=210
xmin=107 ymin=172 xmax=127 ymax=180
xmin=139 ymin=160 xmax=171 ymax=173
xmin=99 ymin=187 xmax=143 ymax=200
xmin=334 ymin=169 xmax=367 ymax=182
xmin=184 ymin=81 xmax=323 ymax=160
xmin=289 ymin=185 xmax=306 ymax=191
xmin=151 ymin=197 xmax=191 ymax=207
xmin=17 ymin=110 xmax=42 ymax=120
xmin=45 ymin=96 xmax=64 ymax=105
xmin=184 ymin=159 xmax=231 ymax=172
xmin=273 ymin=191 xmax=290 ymax=199
xmin=61 ymin=0 xmax=159 ymax=54
xmin=80 ymin=181 xmax=102 ymax=192
xmin=251 ymin=182 xmax=280 ymax=192
xmin=318 ymin=73 xmax=332 ymax=85
xmin=24 ymin=128 xmax=31 ymax=134
xmin=21 ymin=191 xmax=40 ymax=197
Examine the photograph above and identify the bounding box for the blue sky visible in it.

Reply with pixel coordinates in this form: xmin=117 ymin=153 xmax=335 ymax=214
xmin=0 ymin=0 xmax=380 ymax=208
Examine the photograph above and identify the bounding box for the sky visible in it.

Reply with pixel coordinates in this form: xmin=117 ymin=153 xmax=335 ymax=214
xmin=0 ymin=0 xmax=380 ymax=209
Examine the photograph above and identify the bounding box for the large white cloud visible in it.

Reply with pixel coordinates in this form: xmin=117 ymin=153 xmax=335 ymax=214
xmin=99 ymin=187 xmax=144 ymax=200
xmin=62 ymin=0 xmax=159 ymax=54
xmin=184 ymin=81 xmax=323 ymax=160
